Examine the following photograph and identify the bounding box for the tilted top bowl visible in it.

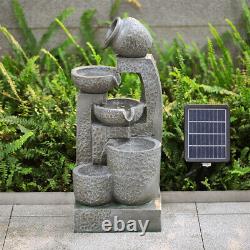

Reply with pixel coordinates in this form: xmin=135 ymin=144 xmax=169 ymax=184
xmin=104 ymin=17 xmax=153 ymax=58
xmin=93 ymin=98 xmax=145 ymax=126
xmin=71 ymin=66 xmax=121 ymax=94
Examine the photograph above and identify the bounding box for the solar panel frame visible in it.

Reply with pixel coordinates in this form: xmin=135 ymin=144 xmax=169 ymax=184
xmin=184 ymin=104 xmax=230 ymax=163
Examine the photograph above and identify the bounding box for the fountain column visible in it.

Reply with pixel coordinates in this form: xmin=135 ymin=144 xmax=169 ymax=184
xmin=117 ymin=54 xmax=163 ymax=142
xmin=76 ymin=93 xmax=106 ymax=165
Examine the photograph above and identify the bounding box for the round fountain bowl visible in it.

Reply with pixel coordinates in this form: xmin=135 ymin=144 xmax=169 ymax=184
xmin=107 ymin=137 xmax=161 ymax=205
xmin=93 ymin=98 xmax=145 ymax=126
xmin=71 ymin=66 xmax=121 ymax=94
xmin=73 ymin=164 xmax=112 ymax=206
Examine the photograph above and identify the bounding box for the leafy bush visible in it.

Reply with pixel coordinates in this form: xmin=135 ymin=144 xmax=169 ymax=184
xmin=0 ymin=0 xmax=249 ymax=191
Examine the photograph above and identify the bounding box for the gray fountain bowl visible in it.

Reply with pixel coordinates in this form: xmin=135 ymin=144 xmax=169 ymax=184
xmin=73 ymin=164 xmax=112 ymax=206
xmin=104 ymin=17 xmax=153 ymax=58
xmin=71 ymin=66 xmax=121 ymax=94
xmin=107 ymin=137 xmax=161 ymax=205
xmin=93 ymin=98 xmax=145 ymax=126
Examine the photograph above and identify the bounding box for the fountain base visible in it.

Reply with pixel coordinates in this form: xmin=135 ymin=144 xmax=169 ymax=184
xmin=74 ymin=195 xmax=161 ymax=233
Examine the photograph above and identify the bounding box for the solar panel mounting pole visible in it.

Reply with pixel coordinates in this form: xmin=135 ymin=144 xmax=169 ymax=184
xmin=201 ymin=163 xmax=212 ymax=168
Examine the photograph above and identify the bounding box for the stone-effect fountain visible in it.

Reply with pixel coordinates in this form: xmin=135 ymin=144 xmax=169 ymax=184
xmin=71 ymin=17 xmax=162 ymax=233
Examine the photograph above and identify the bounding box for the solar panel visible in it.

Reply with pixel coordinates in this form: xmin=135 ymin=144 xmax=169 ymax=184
xmin=184 ymin=104 xmax=230 ymax=163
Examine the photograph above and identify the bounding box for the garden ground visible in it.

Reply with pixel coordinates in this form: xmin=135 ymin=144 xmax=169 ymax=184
xmin=1 ymin=198 xmax=250 ymax=249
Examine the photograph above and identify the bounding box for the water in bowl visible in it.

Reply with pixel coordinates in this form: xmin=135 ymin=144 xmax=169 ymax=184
xmin=116 ymin=138 xmax=154 ymax=152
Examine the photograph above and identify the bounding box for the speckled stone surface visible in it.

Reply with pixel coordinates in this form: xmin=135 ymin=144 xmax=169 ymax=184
xmin=73 ymin=164 xmax=112 ymax=206
xmin=104 ymin=17 xmax=153 ymax=58
xmin=93 ymin=98 xmax=145 ymax=127
xmin=117 ymin=54 xmax=163 ymax=142
xmin=92 ymin=123 xmax=131 ymax=165
xmin=71 ymin=66 xmax=120 ymax=94
xmin=72 ymin=18 xmax=163 ymax=232
xmin=107 ymin=137 xmax=161 ymax=205
xmin=76 ymin=93 xmax=106 ymax=165
xmin=74 ymin=196 xmax=161 ymax=233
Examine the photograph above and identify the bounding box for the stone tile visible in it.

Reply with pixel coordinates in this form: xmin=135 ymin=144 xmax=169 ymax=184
xmin=161 ymin=191 xmax=250 ymax=203
xmin=151 ymin=25 xmax=231 ymax=46
xmin=1 ymin=0 xmax=249 ymax=55
xmin=0 ymin=217 xmax=10 ymax=249
xmin=162 ymin=203 xmax=196 ymax=214
xmin=12 ymin=205 xmax=73 ymax=217
xmin=0 ymin=205 xmax=12 ymax=217
xmin=0 ymin=7 xmax=242 ymax=56
xmin=197 ymin=202 xmax=250 ymax=214
xmin=4 ymin=211 xmax=203 ymax=250
xmin=0 ymin=192 xmax=74 ymax=205
xmin=3 ymin=216 xmax=73 ymax=250
xmin=0 ymin=0 xmax=112 ymax=28
xmin=199 ymin=214 xmax=250 ymax=250
xmin=117 ymin=0 xmax=245 ymax=27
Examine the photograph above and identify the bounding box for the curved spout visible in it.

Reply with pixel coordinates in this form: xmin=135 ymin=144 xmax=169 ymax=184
xmin=122 ymin=108 xmax=135 ymax=122
xmin=111 ymin=74 xmax=121 ymax=88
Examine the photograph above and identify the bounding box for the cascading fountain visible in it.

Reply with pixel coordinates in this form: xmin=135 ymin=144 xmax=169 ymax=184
xmin=71 ymin=16 xmax=163 ymax=233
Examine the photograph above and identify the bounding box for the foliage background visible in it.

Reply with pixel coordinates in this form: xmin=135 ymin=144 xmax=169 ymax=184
xmin=0 ymin=0 xmax=249 ymax=191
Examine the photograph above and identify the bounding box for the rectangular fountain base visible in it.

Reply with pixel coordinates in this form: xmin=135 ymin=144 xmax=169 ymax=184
xmin=74 ymin=196 xmax=161 ymax=233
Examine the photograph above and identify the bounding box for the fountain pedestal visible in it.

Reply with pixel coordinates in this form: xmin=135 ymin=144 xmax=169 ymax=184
xmin=74 ymin=196 xmax=161 ymax=233
xmin=71 ymin=16 xmax=163 ymax=234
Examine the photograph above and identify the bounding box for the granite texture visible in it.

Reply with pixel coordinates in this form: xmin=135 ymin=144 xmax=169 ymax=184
xmin=93 ymin=98 xmax=145 ymax=126
xmin=104 ymin=17 xmax=152 ymax=58
xmin=71 ymin=66 xmax=120 ymax=94
xmin=72 ymin=18 xmax=163 ymax=232
xmin=117 ymin=54 xmax=163 ymax=142
xmin=76 ymin=93 xmax=106 ymax=165
xmin=106 ymin=126 xmax=130 ymax=139
xmin=199 ymin=214 xmax=250 ymax=250
xmin=92 ymin=124 xmax=108 ymax=165
xmin=74 ymin=204 xmax=111 ymax=233
xmin=91 ymin=123 xmax=131 ymax=165
xmin=73 ymin=164 xmax=112 ymax=206
xmin=74 ymin=196 xmax=161 ymax=233
xmin=107 ymin=137 xmax=161 ymax=205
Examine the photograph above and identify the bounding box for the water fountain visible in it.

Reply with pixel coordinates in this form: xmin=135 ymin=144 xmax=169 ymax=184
xmin=71 ymin=17 xmax=163 ymax=233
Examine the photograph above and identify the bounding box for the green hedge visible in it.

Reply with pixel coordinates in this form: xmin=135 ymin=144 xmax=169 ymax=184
xmin=0 ymin=0 xmax=249 ymax=191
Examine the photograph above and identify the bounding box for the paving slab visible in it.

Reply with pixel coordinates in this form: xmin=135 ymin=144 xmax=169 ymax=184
xmin=162 ymin=203 xmax=196 ymax=214
xmin=3 ymin=204 xmax=203 ymax=250
xmin=197 ymin=202 xmax=250 ymax=214
xmin=199 ymin=214 xmax=250 ymax=250
xmin=117 ymin=0 xmax=245 ymax=26
xmin=12 ymin=205 xmax=73 ymax=217
xmin=162 ymin=191 xmax=250 ymax=203
xmin=1 ymin=191 xmax=250 ymax=205
xmin=3 ymin=216 xmax=73 ymax=250
xmin=0 ymin=217 xmax=10 ymax=249
xmin=0 ymin=206 xmax=12 ymax=217
xmin=0 ymin=0 xmax=112 ymax=28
